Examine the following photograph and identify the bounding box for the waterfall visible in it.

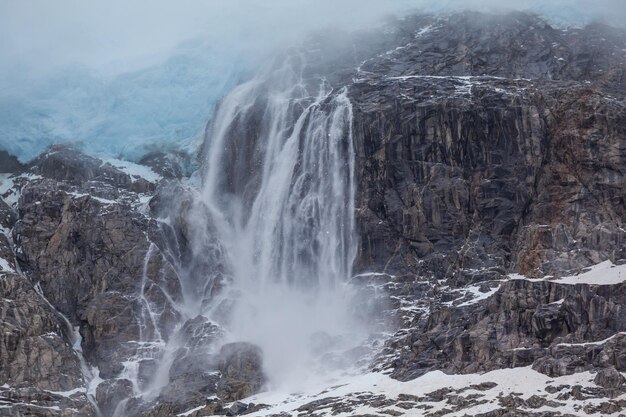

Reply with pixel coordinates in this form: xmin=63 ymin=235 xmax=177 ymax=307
xmin=197 ymin=54 xmax=363 ymax=387
xmin=113 ymin=55 xmax=365 ymax=417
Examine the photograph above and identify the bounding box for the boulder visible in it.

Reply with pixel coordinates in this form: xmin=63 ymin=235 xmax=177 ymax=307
xmin=217 ymin=342 xmax=265 ymax=401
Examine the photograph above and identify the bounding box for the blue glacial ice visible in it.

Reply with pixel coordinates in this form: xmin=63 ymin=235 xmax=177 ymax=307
xmin=0 ymin=41 xmax=254 ymax=163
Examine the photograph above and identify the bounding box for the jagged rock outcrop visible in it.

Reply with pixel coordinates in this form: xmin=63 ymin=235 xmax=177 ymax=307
xmin=216 ymin=342 xmax=265 ymax=402
xmin=343 ymin=13 xmax=626 ymax=389
xmin=382 ymin=278 xmax=626 ymax=381
xmin=13 ymin=177 xmax=183 ymax=379
xmin=350 ymin=13 xmax=625 ymax=282
xmin=0 ymin=147 xmax=261 ymax=416
xmin=0 ymin=273 xmax=96 ymax=416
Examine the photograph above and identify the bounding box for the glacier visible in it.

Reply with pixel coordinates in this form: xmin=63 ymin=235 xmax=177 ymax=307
xmin=0 ymin=40 xmax=254 ymax=163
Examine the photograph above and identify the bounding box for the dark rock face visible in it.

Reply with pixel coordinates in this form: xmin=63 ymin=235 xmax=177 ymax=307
xmin=0 ymin=150 xmax=24 ymax=174
xmin=382 ymin=279 xmax=626 ymax=381
xmin=351 ymin=51 xmax=625 ymax=282
xmin=217 ymin=342 xmax=265 ymax=402
xmin=343 ymin=13 xmax=626 ymax=389
xmin=14 ymin=179 xmax=183 ymax=372
xmin=0 ymin=273 xmax=85 ymax=390
xmin=595 ymin=367 xmax=625 ymax=387
xmin=0 ymin=261 xmax=96 ymax=414
xmin=0 ymin=146 xmax=248 ymax=416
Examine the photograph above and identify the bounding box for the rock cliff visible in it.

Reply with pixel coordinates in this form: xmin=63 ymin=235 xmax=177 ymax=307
xmin=0 ymin=11 xmax=625 ymax=417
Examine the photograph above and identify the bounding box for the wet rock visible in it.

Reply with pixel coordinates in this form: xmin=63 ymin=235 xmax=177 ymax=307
xmin=4 ymin=147 xmax=186 ymax=415
xmin=13 ymin=176 xmax=182 ymax=380
xmin=594 ymin=367 xmax=625 ymax=390
xmin=95 ymin=379 xmax=134 ymax=417
xmin=138 ymin=150 xmax=194 ymax=179
xmin=0 ymin=150 xmax=24 ymax=174
xmin=0 ymin=198 xmax=16 ymax=229
xmin=217 ymin=342 xmax=265 ymax=401
xmin=0 ymin=273 xmax=95 ymax=415
xmin=157 ymin=317 xmax=224 ymax=409
xmin=179 ymin=315 xmax=223 ymax=348
xmin=0 ymin=273 xmax=83 ymax=391
xmin=148 ymin=182 xmax=230 ymax=307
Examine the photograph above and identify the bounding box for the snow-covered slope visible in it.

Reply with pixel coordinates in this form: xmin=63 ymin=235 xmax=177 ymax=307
xmin=175 ymin=366 xmax=626 ymax=416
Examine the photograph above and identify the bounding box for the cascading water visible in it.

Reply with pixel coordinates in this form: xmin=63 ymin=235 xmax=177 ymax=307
xmin=197 ymin=54 xmax=365 ymax=388
xmin=113 ymin=54 xmax=368 ymax=416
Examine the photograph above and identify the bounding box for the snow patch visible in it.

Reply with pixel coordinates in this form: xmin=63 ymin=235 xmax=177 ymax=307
xmin=245 ymin=366 xmax=604 ymax=417
xmin=102 ymin=158 xmax=162 ymax=183
xmin=457 ymin=283 xmax=501 ymax=307
xmin=45 ymin=387 xmax=87 ymax=398
xmin=557 ymin=332 xmax=626 ymax=347
xmin=556 ymin=261 xmax=625 ymax=285
xmin=0 ymin=257 xmax=14 ymax=273
xmin=176 ymin=405 xmax=205 ymax=417
xmin=511 ymin=260 xmax=626 ymax=286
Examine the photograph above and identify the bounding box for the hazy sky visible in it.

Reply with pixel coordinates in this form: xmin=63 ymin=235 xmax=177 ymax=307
xmin=0 ymin=0 xmax=413 ymax=81
xmin=1 ymin=0 xmax=624 ymax=83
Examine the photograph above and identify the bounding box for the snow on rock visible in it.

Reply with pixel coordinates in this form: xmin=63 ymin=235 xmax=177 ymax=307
xmin=0 ymin=257 xmax=14 ymax=274
xmin=102 ymin=158 xmax=162 ymax=183
xmin=242 ymin=366 xmax=617 ymax=416
xmin=557 ymin=332 xmax=626 ymax=348
xmin=456 ymin=282 xmax=501 ymax=307
xmin=176 ymin=405 xmax=205 ymax=417
xmin=511 ymin=260 xmax=626 ymax=286
xmin=0 ymin=173 xmax=42 ymax=208
xmin=555 ymin=261 xmax=626 ymax=285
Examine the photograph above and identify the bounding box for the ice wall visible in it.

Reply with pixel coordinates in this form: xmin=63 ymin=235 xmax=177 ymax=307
xmin=0 ymin=41 xmax=253 ymax=162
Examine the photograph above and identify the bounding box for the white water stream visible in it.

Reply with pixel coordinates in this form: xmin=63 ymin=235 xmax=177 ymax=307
xmin=196 ymin=55 xmax=365 ymax=388
xmin=110 ymin=55 xmax=368 ymax=415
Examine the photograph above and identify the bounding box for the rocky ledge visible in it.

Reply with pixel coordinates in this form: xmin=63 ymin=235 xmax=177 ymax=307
xmin=0 ymin=147 xmax=264 ymax=416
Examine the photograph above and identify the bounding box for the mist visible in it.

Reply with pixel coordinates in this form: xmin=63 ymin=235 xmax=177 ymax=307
xmin=2 ymin=0 xmax=624 ymax=82
xmin=1 ymin=0 xmax=624 ymax=161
